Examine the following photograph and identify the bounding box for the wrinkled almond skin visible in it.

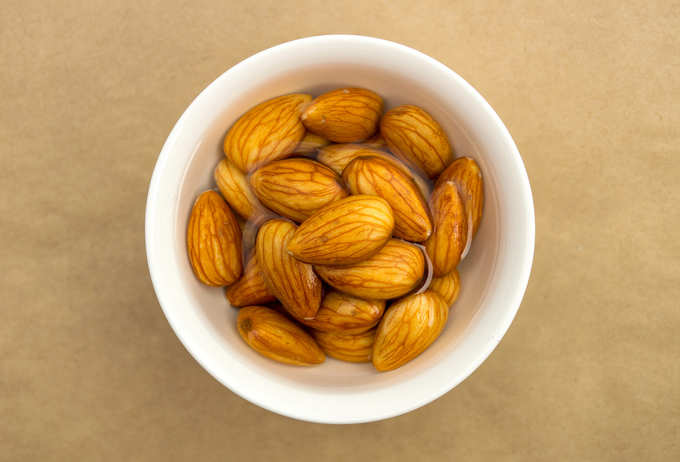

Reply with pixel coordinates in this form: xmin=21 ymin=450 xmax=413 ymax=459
xmin=224 ymin=93 xmax=312 ymax=172
xmin=316 ymin=144 xmax=431 ymax=198
xmin=296 ymin=133 xmax=330 ymax=154
xmin=187 ymin=191 xmax=243 ymax=286
xmin=372 ymin=291 xmax=448 ymax=371
xmin=256 ymin=219 xmax=322 ymax=321
xmin=302 ymin=291 xmax=385 ymax=334
xmin=314 ymin=329 xmax=375 ymax=363
xmin=250 ymin=158 xmax=348 ymax=223
xmin=429 ymin=269 xmax=460 ymax=307
xmin=343 ymin=156 xmax=432 ymax=242
xmin=380 ymin=105 xmax=453 ymax=178
xmin=436 ymin=157 xmax=484 ymax=238
xmin=315 ymin=239 xmax=425 ymax=300
xmin=225 ymin=251 xmax=276 ymax=307
xmin=237 ymin=306 xmax=325 ymax=366
xmin=214 ymin=158 xmax=262 ymax=220
xmin=425 ymin=181 xmax=468 ymax=277
xmin=301 ymin=88 xmax=383 ymax=142
xmin=287 ymin=195 xmax=394 ymax=265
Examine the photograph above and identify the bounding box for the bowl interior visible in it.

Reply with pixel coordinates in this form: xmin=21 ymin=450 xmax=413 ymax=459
xmin=147 ymin=36 xmax=533 ymax=423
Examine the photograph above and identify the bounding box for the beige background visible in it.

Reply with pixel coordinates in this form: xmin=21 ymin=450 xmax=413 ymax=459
xmin=2 ymin=1 xmax=679 ymax=460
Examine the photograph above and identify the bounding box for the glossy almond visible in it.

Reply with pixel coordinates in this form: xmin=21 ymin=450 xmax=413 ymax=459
xmin=249 ymin=158 xmax=348 ymax=222
xmin=316 ymin=144 xmax=431 ymax=198
xmin=223 ymin=93 xmax=312 ymax=172
xmin=315 ymin=239 xmax=425 ymax=300
xmin=429 ymin=269 xmax=460 ymax=307
xmin=425 ymin=181 xmax=467 ymax=277
xmin=302 ymin=291 xmax=385 ymax=334
xmin=436 ymin=157 xmax=484 ymax=238
xmin=380 ymin=105 xmax=453 ymax=178
xmin=314 ymin=329 xmax=375 ymax=363
xmin=301 ymin=88 xmax=383 ymax=142
xmin=372 ymin=291 xmax=448 ymax=371
xmin=225 ymin=251 xmax=276 ymax=307
xmin=287 ymin=195 xmax=394 ymax=265
xmin=343 ymin=156 xmax=432 ymax=242
xmin=237 ymin=306 xmax=325 ymax=366
xmin=214 ymin=158 xmax=262 ymax=219
xmin=256 ymin=219 xmax=322 ymax=321
xmin=186 ymin=191 xmax=242 ymax=286
xmin=296 ymin=133 xmax=330 ymax=154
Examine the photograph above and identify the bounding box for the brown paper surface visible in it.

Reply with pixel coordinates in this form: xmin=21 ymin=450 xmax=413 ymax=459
xmin=2 ymin=1 xmax=679 ymax=460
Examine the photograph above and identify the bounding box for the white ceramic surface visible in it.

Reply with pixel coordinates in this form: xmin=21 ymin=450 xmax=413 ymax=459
xmin=145 ymin=35 xmax=535 ymax=424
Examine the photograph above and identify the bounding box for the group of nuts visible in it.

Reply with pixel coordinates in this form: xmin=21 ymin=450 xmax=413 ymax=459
xmin=186 ymin=87 xmax=484 ymax=371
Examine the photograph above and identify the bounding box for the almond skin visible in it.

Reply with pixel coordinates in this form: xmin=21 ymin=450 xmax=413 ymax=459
xmin=343 ymin=156 xmax=432 ymax=242
xmin=314 ymin=329 xmax=375 ymax=363
xmin=296 ymin=133 xmax=330 ymax=154
xmin=301 ymin=88 xmax=383 ymax=142
xmin=436 ymin=157 xmax=484 ymax=238
xmin=249 ymin=158 xmax=348 ymax=223
xmin=287 ymin=195 xmax=394 ymax=266
xmin=372 ymin=291 xmax=448 ymax=371
xmin=425 ymin=180 xmax=468 ymax=277
xmin=302 ymin=291 xmax=385 ymax=334
xmin=316 ymin=144 xmax=431 ymax=198
xmin=225 ymin=251 xmax=276 ymax=307
xmin=214 ymin=158 xmax=262 ymax=220
xmin=237 ymin=306 xmax=325 ymax=366
xmin=380 ymin=105 xmax=453 ymax=178
xmin=429 ymin=269 xmax=460 ymax=307
xmin=315 ymin=239 xmax=425 ymax=300
xmin=256 ymin=219 xmax=322 ymax=321
xmin=187 ymin=191 xmax=243 ymax=286
xmin=224 ymin=93 xmax=312 ymax=172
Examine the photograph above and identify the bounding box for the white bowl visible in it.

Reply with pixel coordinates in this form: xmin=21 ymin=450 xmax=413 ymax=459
xmin=145 ymin=35 xmax=535 ymax=424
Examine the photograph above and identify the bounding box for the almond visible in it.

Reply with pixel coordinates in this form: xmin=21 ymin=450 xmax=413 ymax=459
xmin=436 ymin=157 xmax=484 ymax=238
xmin=249 ymin=158 xmax=348 ymax=223
xmin=425 ymin=180 xmax=467 ymax=276
xmin=214 ymin=158 xmax=262 ymax=220
xmin=301 ymin=88 xmax=383 ymax=142
xmin=237 ymin=306 xmax=325 ymax=366
xmin=256 ymin=219 xmax=322 ymax=320
xmin=287 ymin=195 xmax=394 ymax=265
xmin=372 ymin=291 xmax=448 ymax=371
xmin=315 ymin=239 xmax=425 ymax=300
xmin=223 ymin=93 xmax=312 ymax=172
xmin=302 ymin=291 xmax=385 ymax=334
xmin=225 ymin=251 xmax=276 ymax=307
xmin=186 ymin=191 xmax=242 ymax=286
xmin=314 ymin=329 xmax=375 ymax=363
xmin=429 ymin=269 xmax=460 ymax=307
xmin=296 ymin=132 xmax=330 ymax=154
xmin=343 ymin=156 xmax=432 ymax=242
xmin=316 ymin=144 xmax=431 ymax=198
xmin=380 ymin=105 xmax=453 ymax=178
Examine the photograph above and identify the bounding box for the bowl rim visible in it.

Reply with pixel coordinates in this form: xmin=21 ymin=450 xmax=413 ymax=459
xmin=145 ymin=34 xmax=535 ymax=423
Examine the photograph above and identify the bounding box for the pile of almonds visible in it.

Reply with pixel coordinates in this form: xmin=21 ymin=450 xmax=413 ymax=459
xmin=187 ymin=88 xmax=483 ymax=371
